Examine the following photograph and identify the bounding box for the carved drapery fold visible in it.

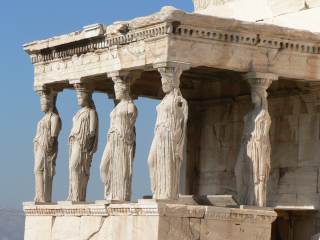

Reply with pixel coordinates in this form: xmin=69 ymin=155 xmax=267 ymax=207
xmin=235 ymin=72 xmax=277 ymax=207
xmin=100 ymin=71 xmax=139 ymax=201
xmin=148 ymin=62 xmax=190 ymax=200
xmin=68 ymin=83 xmax=98 ymax=202
xmin=34 ymin=87 xmax=61 ymax=203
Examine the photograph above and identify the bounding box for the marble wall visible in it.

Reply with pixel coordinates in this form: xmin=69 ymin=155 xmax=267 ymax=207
xmin=187 ymin=91 xmax=320 ymax=239
xmin=190 ymin=92 xmax=320 ymax=207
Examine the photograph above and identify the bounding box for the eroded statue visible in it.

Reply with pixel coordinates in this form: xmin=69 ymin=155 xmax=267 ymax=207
xmin=100 ymin=76 xmax=137 ymax=201
xmin=148 ymin=67 xmax=188 ymax=200
xmin=68 ymin=84 xmax=98 ymax=202
xmin=235 ymin=78 xmax=272 ymax=207
xmin=34 ymin=89 xmax=61 ymax=203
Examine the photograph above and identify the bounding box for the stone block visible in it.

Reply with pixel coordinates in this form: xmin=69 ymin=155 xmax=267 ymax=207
xmin=23 ymin=203 xmax=276 ymax=240
xmin=268 ymin=193 xmax=297 ymax=207
xmin=80 ymin=216 xmax=105 ymax=240
xmin=263 ymin=7 xmax=320 ymax=32
xmin=271 ymin=142 xmax=299 ymax=168
xmin=268 ymin=0 xmax=305 ymax=16
xmin=158 ymin=217 xmax=198 ymax=240
xmin=52 ymin=217 xmax=80 ymax=240
xmin=193 ymin=0 xmax=273 ymax=22
xmin=306 ymin=0 xmax=320 ymax=8
xmin=24 ymin=216 xmax=53 ymax=240
xmin=277 ymin=167 xmax=318 ymax=194
xmin=296 ymin=193 xmax=320 ymax=209
xmin=299 ymin=114 xmax=320 ymax=142
xmin=298 ymin=140 xmax=320 ymax=167
xmin=96 ymin=215 xmax=160 ymax=240
xmin=200 ymin=219 xmax=272 ymax=240
xmin=198 ymin=170 xmax=236 ymax=195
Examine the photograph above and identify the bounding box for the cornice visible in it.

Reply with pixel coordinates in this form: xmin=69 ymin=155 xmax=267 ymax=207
xmin=26 ymin=19 xmax=320 ymax=66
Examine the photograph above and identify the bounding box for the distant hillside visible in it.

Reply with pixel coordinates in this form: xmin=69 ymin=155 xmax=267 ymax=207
xmin=0 ymin=209 xmax=24 ymax=240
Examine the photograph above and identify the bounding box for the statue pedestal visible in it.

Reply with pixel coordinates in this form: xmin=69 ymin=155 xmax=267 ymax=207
xmin=23 ymin=202 xmax=277 ymax=240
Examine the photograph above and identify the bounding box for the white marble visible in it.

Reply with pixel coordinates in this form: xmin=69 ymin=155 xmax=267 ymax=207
xmin=23 ymin=202 xmax=277 ymax=240
xmin=235 ymin=73 xmax=277 ymax=207
xmin=34 ymin=88 xmax=61 ymax=203
xmin=68 ymin=84 xmax=98 ymax=202
xmin=148 ymin=63 xmax=189 ymax=200
xmin=100 ymin=72 xmax=138 ymax=201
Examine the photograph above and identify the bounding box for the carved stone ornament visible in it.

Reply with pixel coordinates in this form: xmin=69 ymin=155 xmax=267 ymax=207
xmin=148 ymin=63 xmax=190 ymax=200
xmin=235 ymin=72 xmax=277 ymax=207
xmin=34 ymin=88 xmax=61 ymax=203
xmin=68 ymin=84 xmax=98 ymax=202
xmin=100 ymin=72 xmax=138 ymax=201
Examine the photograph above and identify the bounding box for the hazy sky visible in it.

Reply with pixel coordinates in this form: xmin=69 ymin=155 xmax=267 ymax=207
xmin=0 ymin=0 xmax=193 ymax=208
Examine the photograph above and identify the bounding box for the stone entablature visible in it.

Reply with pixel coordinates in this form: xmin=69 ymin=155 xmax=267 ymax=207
xmin=24 ymin=7 xmax=320 ymax=85
xmin=26 ymin=19 xmax=320 ymax=65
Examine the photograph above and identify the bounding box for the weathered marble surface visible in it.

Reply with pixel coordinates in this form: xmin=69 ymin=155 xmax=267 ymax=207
xmin=235 ymin=74 xmax=275 ymax=207
xmin=193 ymin=0 xmax=320 ymax=32
xmin=34 ymin=89 xmax=61 ymax=203
xmin=191 ymin=90 xmax=320 ymax=209
xmin=24 ymin=6 xmax=320 ymax=88
xmin=68 ymin=84 xmax=98 ymax=202
xmin=100 ymin=72 xmax=138 ymax=201
xmin=148 ymin=63 xmax=189 ymax=200
xmin=23 ymin=202 xmax=276 ymax=240
xmin=262 ymin=7 xmax=320 ymax=33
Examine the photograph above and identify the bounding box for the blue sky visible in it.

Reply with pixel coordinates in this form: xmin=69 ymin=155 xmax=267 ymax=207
xmin=0 ymin=0 xmax=193 ymax=208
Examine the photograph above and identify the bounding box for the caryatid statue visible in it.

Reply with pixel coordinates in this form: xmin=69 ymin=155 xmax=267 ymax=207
xmin=68 ymin=84 xmax=98 ymax=202
xmin=235 ymin=72 xmax=277 ymax=207
xmin=100 ymin=72 xmax=138 ymax=201
xmin=34 ymin=88 xmax=61 ymax=203
xmin=148 ymin=62 xmax=190 ymax=200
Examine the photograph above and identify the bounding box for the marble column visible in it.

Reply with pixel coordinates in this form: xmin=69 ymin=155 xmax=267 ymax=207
xmin=67 ymin=83 xmax=99 ymax=202
xmin=235 ymin=72 xmax=278 ymax=207
xmin=34 ymin=86 xmax=61 ymax=203
xmin=100 ymin=71 xmax=139 ymax=201
xmin=148 ymin=62 xmax=190 ymax=200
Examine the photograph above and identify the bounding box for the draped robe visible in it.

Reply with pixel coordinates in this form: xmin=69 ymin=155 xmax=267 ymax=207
xmin=148 ymin=89 xmax=188 ymax=200
xmin=100 ymin=100 xmax=137 ymax=201
xmin=235 ymin=109 xmax=271 ymax=206
xmin=34 ymin=112 xmax=61 ymax=202
xmin=68 ymin=107 xmax=98 ymax=202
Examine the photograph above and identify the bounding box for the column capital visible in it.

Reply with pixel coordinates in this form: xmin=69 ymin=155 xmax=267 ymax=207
xmin=73 ymin=83 xmax=93 ymax=93
xmin=34 ymin=85 xmax=60 ymax=96
xmin=244 ymin=72 xmax=278 ymax=90
xmin=107 ymin=70 xmax=141 ymax=83
xmin=154 ymin=62 xmax=191 ymax=90
xmin=153 ymin=61 xmax=191 ymax=72
xmin=68 ymin=79 xmax=82 ymax=85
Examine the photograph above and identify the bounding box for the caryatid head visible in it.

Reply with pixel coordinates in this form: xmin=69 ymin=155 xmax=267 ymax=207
xmin=113 ymin=77 xmax=130 ymax=101
xmin=248 ymin=78 xmax=272 ymax=110
xmin=159 ymin=67 xmax=181 ymax=94
xmin=74 ymin=84 xmax=93 ymax=108
xmin=37 ymin=89 xmax=57 ymax=113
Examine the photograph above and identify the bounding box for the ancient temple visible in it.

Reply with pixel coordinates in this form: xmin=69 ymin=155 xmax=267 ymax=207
xmin=23 ymin=1 xmax=320 ymax=239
